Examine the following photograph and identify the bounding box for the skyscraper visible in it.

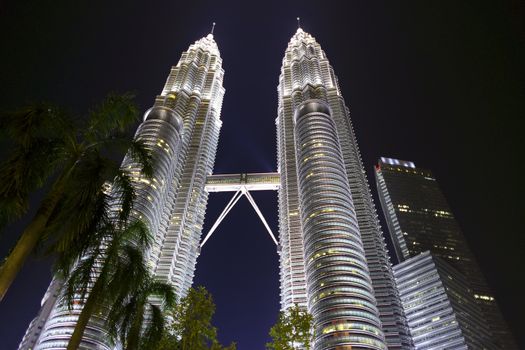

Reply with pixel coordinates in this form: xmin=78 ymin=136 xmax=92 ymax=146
xmin=375 ymin=157 xmax=517 ymax=349
xmin=19 ymin=33 xmax=225 ymax=349
xmin=277 ymin=28 xmax=412 ymax=350
xmin=21 ymin=28 xmax=418 ymax=350
xmin=394 ymin=252 xmax=494 ymax=349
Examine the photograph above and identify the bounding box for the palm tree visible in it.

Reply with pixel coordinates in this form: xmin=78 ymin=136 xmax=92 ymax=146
xmin=62 ymin=220 xmax=153 ymax=350
xmin=107 ymin=275 xmax=176 ymax=350
xmin=0 ymin=93 xmax=152 ymax=301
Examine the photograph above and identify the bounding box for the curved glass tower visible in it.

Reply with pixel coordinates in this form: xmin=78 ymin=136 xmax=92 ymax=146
xmin=277 ymin=28 xmax=412 ymax=349
xmin=19 ymin=33 xmax=225 ymax=350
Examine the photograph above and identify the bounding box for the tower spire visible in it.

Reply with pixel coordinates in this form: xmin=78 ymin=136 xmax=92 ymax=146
xmin=211 ymin=22 xmax=216 ymax=35
xmin=297 ymin=17 xmax=301 ymax=29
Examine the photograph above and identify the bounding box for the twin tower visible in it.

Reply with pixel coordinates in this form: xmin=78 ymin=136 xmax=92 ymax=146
xmin=21 ymin=29 xmax=413 ymax=349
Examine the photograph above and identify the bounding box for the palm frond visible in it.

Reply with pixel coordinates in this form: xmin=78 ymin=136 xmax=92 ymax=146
xmin=115 ymin=244 xmax=149 ymax=284
xmin=0 ymin=103 xmax=72 ymax=147
xmin=0 ymin=138 xmax=65 ymax=228
xmin=107 ymin=294 xmax=139 ymax=345
xmin=148 ymin=281 xmax=177 ymax=309
xmin=84 ymin=92 xmax=139 ymax=143
xmin=141 ymin=304 xmax=166 ymax=349
xmin=121 ymin=220 xmax=153 ymax=251
xmin=102 ymin=238 xmax=149 ymax=308
xmin=51 ymin=220 xmax=107 ymax=278
xmin=0 ymin=104 xmax=72 ymax=228
xmin=126 ymin=139 xmax=154 ymax=178
xmin=112 ymin=170 xmax=135 ymax=225
xmin=60 ymin=253 xmax=99 ymax=310
xmin=42 ymin=152 xmax=116 ymax=258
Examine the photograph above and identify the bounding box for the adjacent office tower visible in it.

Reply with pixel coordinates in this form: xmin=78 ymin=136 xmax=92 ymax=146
xmin=19 ymin=33 xmax=225 ymax=349
xmin=277 ymin=28 xmax=412 ymax=349
xmin=375 ymin=157 xmax=517 ymax=349
xmin=394 ymin=252 xmax=494 ymax=349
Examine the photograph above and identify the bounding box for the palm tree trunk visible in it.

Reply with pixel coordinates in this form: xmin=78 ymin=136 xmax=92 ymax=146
xmin=0 ymin=174 xmax=68 ymax=301
xmin=126 ymin=302 xmax=145 ymax=350
xmin=67 ymin=273 xmax=105 ymax=350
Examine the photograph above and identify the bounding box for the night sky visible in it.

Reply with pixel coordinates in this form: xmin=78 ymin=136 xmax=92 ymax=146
xmin=1 ymin=1 xmax=524 ymax=349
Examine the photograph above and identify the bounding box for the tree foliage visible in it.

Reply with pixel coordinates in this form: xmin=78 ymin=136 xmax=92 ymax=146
xmin=63 ymin=220 xmax=157 ymax=350
xmin=106 ymin=267 xmax=176 ymax=350
xmin=0 ymin=103 xmax=71 ymax=228
xmin=0 ymin=93 xmax=152 ymax=301
xmin=266 ymin=305 xmax=314 ymax=350
xmin=157 ymin=286 xmax=236 ymax=350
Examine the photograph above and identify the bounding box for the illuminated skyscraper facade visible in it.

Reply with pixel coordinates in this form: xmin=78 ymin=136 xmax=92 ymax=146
xmin=394 ymin=252 xmax=494 ymax=349
xmin=17 ymin=28 xmax=449 ymax=350
xmin=277 ymin=29 xmax=412 ymax=350
xmin=19 ymin=33 xmax=225 ymax=350
xmin=375 ymin=157 xmax=517 ymax=349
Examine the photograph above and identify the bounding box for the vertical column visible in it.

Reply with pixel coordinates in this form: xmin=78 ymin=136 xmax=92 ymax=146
xmin=294 ymin=100 xmax=386 ymax=350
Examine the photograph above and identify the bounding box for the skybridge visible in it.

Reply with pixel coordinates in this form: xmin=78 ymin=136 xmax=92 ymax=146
xmin=201 ymin=172 xmax=281 ymax=248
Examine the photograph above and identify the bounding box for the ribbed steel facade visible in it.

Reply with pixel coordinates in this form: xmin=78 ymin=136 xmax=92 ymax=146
xmin=294 ymin=101 xmax=385 ymax=349
xmin=19 ymin=34 xmax=224 ymax=350
xmin=277 ymin=29 xmax=412 ymax=349
xmin=394 ymin=252 xmax=495 ymax=349
xmin=375 ymin=157 xmax=517 ymax=349
xmin=149 ymin=34 xmax=224 ymax=296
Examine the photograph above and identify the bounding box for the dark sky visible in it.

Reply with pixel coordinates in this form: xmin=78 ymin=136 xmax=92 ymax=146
xmin=1 ymin=0 xmax=524 ymax=349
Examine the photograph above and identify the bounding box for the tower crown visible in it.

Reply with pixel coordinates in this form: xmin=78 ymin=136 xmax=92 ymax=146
xmin=288 ymin=28 xmax=317 ymax=48
xmin=191 ymin=34 xmax=220 ymax=57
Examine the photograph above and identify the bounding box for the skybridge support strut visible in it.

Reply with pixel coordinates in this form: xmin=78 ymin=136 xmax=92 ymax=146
xmin=244 ymin=189 xmax=278 ymax=245
xmin=200 ymin=189 xmax=242 ymax=248
xmin=200 ymin=186 xmax=278 ymax=248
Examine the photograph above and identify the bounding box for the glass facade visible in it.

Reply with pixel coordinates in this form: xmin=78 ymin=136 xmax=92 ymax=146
xmin=375 ymin=157 xmax=517 ymax=349
xmin=394 ymin=251 xmax=495 ymax=349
